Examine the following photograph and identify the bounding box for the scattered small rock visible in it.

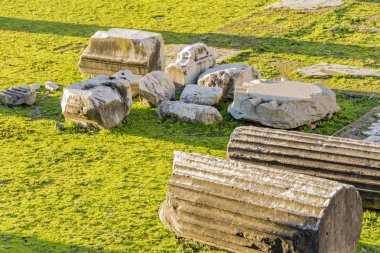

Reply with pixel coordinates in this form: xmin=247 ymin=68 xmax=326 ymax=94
xmin=180 ymin=84 xmax=223 ymax=106
xmin=330 ymin=25 xmax=339 ymax=31
xmin=45 ymin=81 xmax=59 ymax=91
xmin=55 ymin=122 xmax=65 ymax=131
xmin=30 ymin=84 xmax=42 ymax=90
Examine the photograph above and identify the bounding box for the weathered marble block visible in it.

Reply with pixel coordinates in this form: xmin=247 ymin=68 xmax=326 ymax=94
xmin=0 ymin=86 xmax=36 ymax=106
xmin=139 ymin=71 xmax=175 ymax=107
xmin=198 ymin=63 xmax=261 ymax=99
xmin=228 ymin=126 xmax=380 ymax=210
xmin=180 ymin=84 xmax=223 ymax=106
xmin=160 ymin=151 xmax=362 ymax=253
xmin=79 ymin=28 xmax=165 ymax=76
xmin=165 ymin=43 xmax=216 ymax=91
xmin=61 ymin=75 xmax=132 ymax=129
xmin=228 ymin=79 xmax=340 ymax=129
xmin=113 ymin=70 xmax=142 ymax=97
xmin=157 ymin=101 xmax=222 ymax=125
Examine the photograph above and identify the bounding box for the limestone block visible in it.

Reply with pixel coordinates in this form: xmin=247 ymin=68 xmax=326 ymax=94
xmin=79 ymin=28 xmax=165 ymax=76
xmin=61 ymin=75 xmax=132 ymax=129
xmin=157 ymin=101 xmax=222 ymax=125
xmin=160 ymin=151 xmax=362 ymax=253
xmin=180 ymin=84 xmax=223 ymax=106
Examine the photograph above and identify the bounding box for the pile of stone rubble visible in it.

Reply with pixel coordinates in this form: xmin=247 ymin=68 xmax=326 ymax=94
xmin=0 ymin=28 xmax=377 ymax=132
xmin=63 ymin=28 xmax=342 ymax=129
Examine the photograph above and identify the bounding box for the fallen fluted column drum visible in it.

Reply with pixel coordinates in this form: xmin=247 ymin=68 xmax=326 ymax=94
xmin=160 ymin=151 xmax=362 ymax=253
xmin=227 ymin=126 xmax=380 ymax=210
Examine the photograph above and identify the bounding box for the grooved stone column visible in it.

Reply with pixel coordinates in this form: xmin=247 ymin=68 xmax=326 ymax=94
xmin=227 ymin=126 xmax=380 ymax=210
xmin=160 ymin=152 xmax=362 ymax=253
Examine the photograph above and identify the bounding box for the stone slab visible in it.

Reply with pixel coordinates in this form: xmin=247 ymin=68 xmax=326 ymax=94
xmin=299 ymin=63 xmax=380 ymax=78
xmin=267 ymin=0 xmax=345 ymax=10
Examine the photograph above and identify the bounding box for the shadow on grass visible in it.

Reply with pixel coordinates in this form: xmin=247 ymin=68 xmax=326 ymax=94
xmin=0 ymin=17 xmax=378 ymax=61
xmin=358 ymin=242 xmax=380 ymax=253
xmin=0 ymin=233 xmax=123 ymax=253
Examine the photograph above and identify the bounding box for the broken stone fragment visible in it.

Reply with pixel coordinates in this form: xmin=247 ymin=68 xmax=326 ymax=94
xmin=79 ymin=28 xmax=165 ymax=76
xmin=228 ymin=79 xmax=340 ymax=129
xmin=0 ymin=86 xmax=36 ymax=106
xmin=45 ymin=81 xmax=59 ymax=91
xmin=160 ymin=151 xmax=362 ymax=253
xmin=198 ymin=63 xmax=261 ymax=99
xmin=298 ymin=62 xmax=380 ymax=78
xmin=61 ymin=75 xmax=132 ymax=130
xmin=228 ymin=126 xmax=380 ymax=209
xmin=113 ymin=70 xmax=142 ymax=97
xmin=180 ymin=84 xmax=223 ymax=106
xmin=165 ymin=43 xmax=216 ymax=91
xmin=139 ymin=71 xmax=175 ymax=107
xmin=157 ymin=101 xmax=222 ymax=125
xmin=30 ymin=84 xmax=41 ymax=90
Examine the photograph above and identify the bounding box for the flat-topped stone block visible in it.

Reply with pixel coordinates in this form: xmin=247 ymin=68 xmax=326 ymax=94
xmin=228 ymin=79 xmax=340 ymax=129
xmin=79 ymin=28 xmax=165 ymax=76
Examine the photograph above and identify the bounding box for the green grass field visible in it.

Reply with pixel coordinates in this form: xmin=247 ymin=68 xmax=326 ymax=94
xmin=0 ymin=0 xmax=379 ymax=252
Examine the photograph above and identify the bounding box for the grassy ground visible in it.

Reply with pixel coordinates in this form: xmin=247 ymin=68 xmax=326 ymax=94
xmin=0 ymin=0 xmax=379 ymax=252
